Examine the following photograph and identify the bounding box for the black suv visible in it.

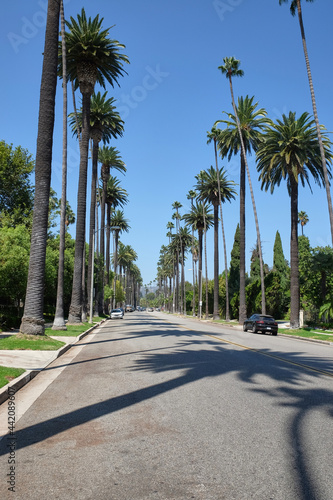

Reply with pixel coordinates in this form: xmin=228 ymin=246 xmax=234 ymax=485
xmin=243 ymin=314 xmax=278 ymax=335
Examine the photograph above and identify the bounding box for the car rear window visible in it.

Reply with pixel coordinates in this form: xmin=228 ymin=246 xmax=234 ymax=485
xmin=260 ymin=316 xmax=274 ymax=322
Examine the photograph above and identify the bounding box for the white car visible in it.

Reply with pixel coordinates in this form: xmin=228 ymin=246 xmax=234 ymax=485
xmin=110 ymin=308 xmax=124 ymax=319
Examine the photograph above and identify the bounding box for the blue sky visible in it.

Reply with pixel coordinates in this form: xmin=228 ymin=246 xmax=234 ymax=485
xmin=1 ymin=0 xmax=333 ymax=286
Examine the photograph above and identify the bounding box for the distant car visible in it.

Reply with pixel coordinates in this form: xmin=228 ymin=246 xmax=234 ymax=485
xmin=243 ymin=314 xmax=278 ymax=335
xmin=125 ymin=305 xmax=134 ymax=312
xmin=147 ymin=307 xmax=154 ymax=312
xmin=110 ymin=308 xmax=124 ymax=319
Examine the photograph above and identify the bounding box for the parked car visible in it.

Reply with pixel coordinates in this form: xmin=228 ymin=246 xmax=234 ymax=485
xmin=243 ymin=314 xmax=278 ymax=335
xmin=125 ymin=305 xmax=134 ymax=312
xmin=110 ymin=308 xmax=124 ymax=319
xmin=147 ymin=307 xmax=154 ymax=312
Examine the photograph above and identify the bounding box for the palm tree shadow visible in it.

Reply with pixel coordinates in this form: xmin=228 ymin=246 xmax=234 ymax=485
xmin=1 ymin=335 xmax=332 ymax=500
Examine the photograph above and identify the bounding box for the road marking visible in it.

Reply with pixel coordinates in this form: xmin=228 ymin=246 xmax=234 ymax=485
xmin=163 ymin=319 xmax=333 ymax=379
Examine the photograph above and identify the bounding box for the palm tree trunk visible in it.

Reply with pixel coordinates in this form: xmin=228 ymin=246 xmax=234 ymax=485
xmin=198 ymin=229 xmax=203 ymax=319
xmin=290 ymin=176 xmax=300 ymax=328
xmin=228 ymin=75 xmax=266 ymax=319
xmin=213 ymin=202 xmax=220 ymax=320
xmin=20 ymin=0 xmax=60 ymax=335
xmin=87 ymin=139 xmax=98 ymax=314
xmin=214 ymin=139 xmax=230 ymax=320
xmin=296 ymin=0 xmax=333 ymax=246
xmin=68 ymin=91 xmax=91 ymax=323
xmin=204 ymin=225 xmax=209 ymax=319
xmin=239 ymin=153 xmax=246 ymax=323
xmin=52 ymin=0 xmax=67 ymax=331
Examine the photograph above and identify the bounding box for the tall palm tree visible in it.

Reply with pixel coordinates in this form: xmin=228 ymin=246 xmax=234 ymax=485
xmin=280 ymin=0 xmax=333 ymax=245
xmin=298 ymin=211 xmax=309 ymax=236
xmin=105 ymin=176 xmax=128 ymax=280
xmin=187 ymin=190 xmax=197 ymax=316
xmin=207 ymin=127 xmax=232 ymax=321
xmin=183 ymin=202 xmax=214 ymax=318
xmin=256 ymin=111 xmax=332 ymax=328
xmin=172 ymin=201 xmax=182 ymax=313
xmin=166 ymin=221 xmax=175 ymax=312
xmin=195 ymin=166 xmax=236 ymax=320
xmin=59 ymin=8 xmax=129 ymax=323
xmin=52 ymin=0 xmax=68 ymax=331
xmin=216 ymin=90 xmax=268 ymax=322
xmin=21 ymin=0 xmax=60 ymax=335
xmin=110 ymin=210 xmax=130 ymax=308
xmin=99 ymin=146 xmax=126 ymax=276
xmin=69 ymin=92 xmax=125 ymax=313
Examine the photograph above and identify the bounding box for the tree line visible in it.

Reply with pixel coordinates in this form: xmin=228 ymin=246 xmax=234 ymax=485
xmin=156 ymin=0 xmax=333 ymax=327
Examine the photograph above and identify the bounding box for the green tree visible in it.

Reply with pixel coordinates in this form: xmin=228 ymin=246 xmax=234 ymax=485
xmin=216 ymin=92 xmax=268 ymax=321
xmin=257 ymin=111 xmax=332 ymax=328
xmin=229 ymin=224 xmax=241 ymax=318
xmin=0 ymin=226 xmax=30 ymax=307
xmin=60 ymin=8 xmax=129 ymax=323
xmin=20 ymin=0 xmax=61 ymax=335
xmin=280 ymin=0 xmax=333 ymax=245
xmin=0 ymin=141 xmax=34 ymax=229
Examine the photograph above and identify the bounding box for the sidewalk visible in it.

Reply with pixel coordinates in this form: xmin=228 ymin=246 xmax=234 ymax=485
xmin=0 ymin=322 xmax=104 ymax=405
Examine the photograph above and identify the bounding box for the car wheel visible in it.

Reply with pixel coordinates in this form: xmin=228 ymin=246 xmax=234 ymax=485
xmin=272 ymin=331 xmax=277 ymax=336
xmin=252 ymin=324 xmax=257 ymax=333
xmin=243 ymin=324 xmax=247 ymax=332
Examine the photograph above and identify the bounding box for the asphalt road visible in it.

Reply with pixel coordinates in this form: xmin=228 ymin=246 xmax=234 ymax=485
xmin=1 ymin=312 xmax=333 ymax=500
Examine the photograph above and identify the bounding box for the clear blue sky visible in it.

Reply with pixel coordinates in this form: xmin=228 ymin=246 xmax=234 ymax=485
xmin=1 ymin=0 xmax=333 ymax=286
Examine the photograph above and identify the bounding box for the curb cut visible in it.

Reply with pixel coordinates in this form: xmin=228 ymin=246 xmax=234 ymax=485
xmin=0 ymin=319 xmax=107 ymax=406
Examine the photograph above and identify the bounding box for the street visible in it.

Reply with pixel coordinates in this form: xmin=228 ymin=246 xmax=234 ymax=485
xmin=1 ymin=312 xmax=333 ymax=500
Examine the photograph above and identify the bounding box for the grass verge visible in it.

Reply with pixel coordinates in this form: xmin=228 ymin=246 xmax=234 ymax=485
xmin=0 ymin=334 xmax=66 ymax=351
xmin=0 ymin=366 xmax=26 ymax=389
xmin=279 ymin=328 xmax=333 ymax=342
xmin=46 ymin=317 xmax=107 ymax=336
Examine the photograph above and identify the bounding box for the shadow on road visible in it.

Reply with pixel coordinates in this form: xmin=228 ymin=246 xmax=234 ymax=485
xmin=1 ymin=319 xmax=332 ymax=499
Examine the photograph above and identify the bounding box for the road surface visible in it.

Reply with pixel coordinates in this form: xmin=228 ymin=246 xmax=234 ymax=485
xmin=0 ymin=312 xmax=333 ymax=499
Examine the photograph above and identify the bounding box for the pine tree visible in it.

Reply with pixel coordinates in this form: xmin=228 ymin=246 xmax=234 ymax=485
xmin=273 ymin=231 xmax=288 ymax=282
xmin=229 ymin=224 xmax=241 ymax=299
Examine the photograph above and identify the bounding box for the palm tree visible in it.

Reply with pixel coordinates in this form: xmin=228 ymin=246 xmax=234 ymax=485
xmin=195 ymin=166 xmax=236 ymax=320
xmin=207 ymin=127 xmax=233 ymax=321
xmin=256 ymin=111 xmax=332 ymax=328
xmin=216 ymin=91 xmax=268 ymax=322
xmin=59 ymin=8 xmax=129 ymax=323
xmin=187 ymin=190 xmax=197 ymax=316
xmin=172 ymin=201 xmax=182 ymax=313
xmin=52 ymin=0 xmax=68 ymax=331
xmin=280 ymin=0 xmax=333 ymax=245
xmin=20 ymin=0 xmax=60 ymax=335
xmin=166 ymin=221 xmax=175 ymax=312
xmin=69 ymin=92 xmax=125 ymax=313
xmin=298 ymin=211 xmax=309 ymax=236
xmin=99 ymin=146 xmax=126 ymax=268
xmin=177 ymin=226 xmax=193 ymax=315
xmin=110 ymin=210 xmax=130 ymax=308
xmin=183 ymin=202 xmax=214 ymax=318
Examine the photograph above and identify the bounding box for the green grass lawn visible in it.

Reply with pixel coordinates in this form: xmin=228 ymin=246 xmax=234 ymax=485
xmin=0 ymin=366 xmax=26 ymax=388
xmin=0 ymin=334 xmax=66 ymax=351
xmin=279 ymin=328 xmax=333 ymax=342
xmin=46 ymin=320 xmax=101 ymax=337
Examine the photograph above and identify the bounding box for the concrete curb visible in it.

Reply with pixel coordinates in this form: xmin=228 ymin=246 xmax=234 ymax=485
xmin=0 ymin=319 xmax=107 ymax=406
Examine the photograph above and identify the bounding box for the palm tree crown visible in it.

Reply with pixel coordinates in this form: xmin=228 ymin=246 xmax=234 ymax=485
xmin=257 ymin=112 xmax=332 ymax=194
xmin=58 ymin=8 xmax=129 ymax=95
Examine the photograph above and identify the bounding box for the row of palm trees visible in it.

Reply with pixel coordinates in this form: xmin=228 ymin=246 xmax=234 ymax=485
xmin=158 ymin=51 xmax=332 ymax=326
xmin=20 ymin=3 xmax=142 ymax=334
